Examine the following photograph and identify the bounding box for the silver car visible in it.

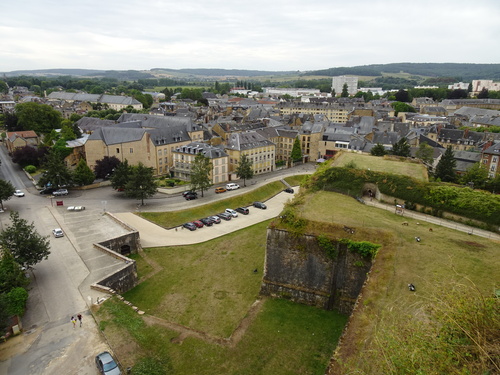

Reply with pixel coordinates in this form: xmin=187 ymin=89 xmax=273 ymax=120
xmin=95 ymin=351 xmax=121 ymax=375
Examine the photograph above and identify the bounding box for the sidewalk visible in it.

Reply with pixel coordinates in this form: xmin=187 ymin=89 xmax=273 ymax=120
xmin=364 ymin=199 xmax=500 ymax=241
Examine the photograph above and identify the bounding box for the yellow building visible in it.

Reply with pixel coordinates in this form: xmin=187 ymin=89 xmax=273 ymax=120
xmin=172 ymin=142 xmax=229 ymax=184
xmin=225 ymin=132 xmax=276 ymax=177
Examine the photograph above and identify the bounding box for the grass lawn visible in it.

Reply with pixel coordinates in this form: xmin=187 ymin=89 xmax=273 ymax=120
xmin=331 ymin=152 xmax=428 ymax=181
xmin=297 ymin=191 xmax=500 ymax=373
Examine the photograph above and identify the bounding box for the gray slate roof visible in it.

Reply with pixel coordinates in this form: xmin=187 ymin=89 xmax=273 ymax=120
xmin=226 ymin=131 xmax=275 ymax=151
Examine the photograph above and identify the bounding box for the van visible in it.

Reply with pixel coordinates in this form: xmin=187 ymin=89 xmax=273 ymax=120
xmin=226 ymin=183 xmax=240 ymax=190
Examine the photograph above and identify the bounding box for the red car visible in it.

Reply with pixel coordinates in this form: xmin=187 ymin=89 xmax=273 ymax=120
xmin=192 ymin=220 xmax=204 ymax=228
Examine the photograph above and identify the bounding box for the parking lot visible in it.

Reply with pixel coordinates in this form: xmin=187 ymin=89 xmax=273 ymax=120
xmin=113 ymin=189 xmax=298 ymax=248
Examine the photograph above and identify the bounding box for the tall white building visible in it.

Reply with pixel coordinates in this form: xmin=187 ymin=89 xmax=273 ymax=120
xmin=332 ymin=76 xmax=358 ymax=96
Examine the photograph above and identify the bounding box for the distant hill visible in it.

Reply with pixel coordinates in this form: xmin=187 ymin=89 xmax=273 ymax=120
xmin=2 ymin=63 xmax=499 ymax=81
xmin=304 ymin=63 xmax=500 ymax=80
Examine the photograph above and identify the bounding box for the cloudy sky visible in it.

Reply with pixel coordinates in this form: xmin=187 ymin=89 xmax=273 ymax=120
xmin=1 ymin=0 xmax=499 ymax=72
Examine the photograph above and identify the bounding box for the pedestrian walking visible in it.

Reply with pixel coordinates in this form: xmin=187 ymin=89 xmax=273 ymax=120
xmin=77 ymin=314 xmax=82 ymax=327
xmin=71 ymin=316 xmax=77 ymax=329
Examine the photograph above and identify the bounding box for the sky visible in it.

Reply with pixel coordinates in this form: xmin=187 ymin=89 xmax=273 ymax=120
xmin=1 ymin=0 xmax=499 ymax=73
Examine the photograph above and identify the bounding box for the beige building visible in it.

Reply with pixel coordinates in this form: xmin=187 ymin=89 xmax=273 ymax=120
xmin=47 ymin=92 xmax=143 ymax=111
xmin=172 ymin=142 xmax=229 ymax=184
xmin=277 ymin=103 xmax=353 ymax=123
xmin=225 ymin=132 xmax=276 ymax=177
xmin=5 ymin=130 xmax=39 ymax=153
xmin=255 ymin=128 xmax=299 ymax=163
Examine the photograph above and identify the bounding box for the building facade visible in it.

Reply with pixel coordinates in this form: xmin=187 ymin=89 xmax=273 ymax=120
xmin=332 ymin=76 xmax=358 ymax=96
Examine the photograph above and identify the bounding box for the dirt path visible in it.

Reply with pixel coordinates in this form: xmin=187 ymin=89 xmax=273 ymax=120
xmin=141 ymin=298 xmax=264 ymax=347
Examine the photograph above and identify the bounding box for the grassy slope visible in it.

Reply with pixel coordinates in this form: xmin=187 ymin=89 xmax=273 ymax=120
xmin=331 ymin=152 xmax=428 ymax=181
xmin=298 ymin=191 xmax=499 ymax=374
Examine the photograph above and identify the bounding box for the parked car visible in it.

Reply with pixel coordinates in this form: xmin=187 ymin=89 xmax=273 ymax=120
xmin=95 ymin=351 xmax=121 ymax=375
xmin=192 ymin=220 xmax=204 ymax=228
xmin=210 ymin=215 xmax=221 ymax=224
xmin=14 ymin=189 xmax=25 ymax=197
xmin=225 ymin=208 xmax=238 ymax=217
xmin=253 ymin=201 xmax=267 ymax=209
xmin=284 ymin=187 xmax=294 ymax=194
xmin=200 ymin=217 xmax=214 ymax=226
xmin=67 ymin=206 xmax=85 ymax=211
xmin=226 ymin=183 xmax=240 ymax=190
xmin=184 ymin=193 xmax=197 ymax=200
xmin=215 ymin=187 xmax=227 ymax=194
xmin=182 ymin=191 xmax=197 ymax=197
xmin=182 ymin=222 xmax=197 ymax=231
xmin=52 ymin=228 xmax=64 ymax=238
xmin=39 ymin=187 xmax=56 ymax=195
xmin=53 ymin=189 xmax=69 ymax=196
xmin=236 ymin=207 xmax=249 ymax=215
xmin=217 ymin=212 xmax=232 ymax=221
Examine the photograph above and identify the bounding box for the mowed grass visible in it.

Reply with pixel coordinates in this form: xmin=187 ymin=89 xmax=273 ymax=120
xmin=331 ymin=152 xmax=428 ymax=181
xmin=298 ymin=190 xmax=500 ymax=373
xmin=123 ymin=221 xmax=270 ymax=337
xmin=97 ymin=297 xmax=347 ymax=375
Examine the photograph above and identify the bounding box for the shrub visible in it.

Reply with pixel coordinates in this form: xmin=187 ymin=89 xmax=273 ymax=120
xmin=24 ymin=165 xmax=36 ymax=173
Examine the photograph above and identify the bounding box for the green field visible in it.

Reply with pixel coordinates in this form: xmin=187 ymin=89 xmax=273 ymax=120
xmin=331 ymin=152 xmax=429 ymax=181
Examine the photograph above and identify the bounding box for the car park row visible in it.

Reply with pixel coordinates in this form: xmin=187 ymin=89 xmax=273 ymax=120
xmin=181 ymin=204 xmax=265 ymax=231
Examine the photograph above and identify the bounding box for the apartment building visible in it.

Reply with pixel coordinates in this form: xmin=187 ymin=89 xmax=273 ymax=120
xmin=332 ymin=76 xmax=358 ymax=96
xmin=172 ymin=142 xmax=229 ymax=184
xmin=225 ymin=132 xmax=276 ymax=177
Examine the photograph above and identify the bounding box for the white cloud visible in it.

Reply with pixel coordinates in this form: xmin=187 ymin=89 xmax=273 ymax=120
xmin=1 ymin=0 xmax=499 ymax=72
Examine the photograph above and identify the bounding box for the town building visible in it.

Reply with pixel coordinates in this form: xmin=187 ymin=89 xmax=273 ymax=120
xmin=332 ymin=76 xmax=358 ymax=96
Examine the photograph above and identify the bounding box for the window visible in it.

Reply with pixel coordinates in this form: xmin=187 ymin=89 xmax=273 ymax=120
xmin=130 ymin=148 xmax=134 ymax=153
xmin=116 ymin=148 xmax=120 ymax=154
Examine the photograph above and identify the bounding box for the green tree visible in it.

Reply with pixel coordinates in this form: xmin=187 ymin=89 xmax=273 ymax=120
xmin=124 ymin=162 xmax=157 ymax=205
xmin=37 ymin=149 xmax=73 ymax=189
xmin=5 ymin=287 xmax=29 ymax=316
xmin=290 ymin=137 xmax=302 ymax=162
xmin=434 ymin=146 xmax=457 ymax=182
xmin=190 ymin=153 xmax=213 ymax=196
xmin=0 ymin=179 xmax=15 ymax=211
xmin=370 ymin=143 xmax=387 ymax=156
xmin=111 ymin=160 xmax=131 ymax=191
xmin=416 ymin=142 xmax=434 ymax=165
xmin=94 ymin=156 xmax=121 ymax=180
xmin=0 ymin=211 xmax=51 ymax=270
xmin=235 ymin=154 xmax=254 ymax=187
xmin=0 ymin=250 xmax=29 ymax=294
xmin=15 ymin=102 xmax=62 ymax=134
xmin=72 ymin=158 xmax=95 ymax=186
xmin=341 ymin=83 xmax=349 ymax=97
xmin=391 ymin=102 xmax=416 ymax=116
xmin=395 ymin=89 xmax=411 ymax=102
xmin=391 ymin=137 xmax=411 ymax=157
xmin=458 ymin=162 xmax=489 ymax=189
xmin=0 ymin=80 xmax=8 ymax=94
xmin=60 ymin=123 xmax=77 ymax=140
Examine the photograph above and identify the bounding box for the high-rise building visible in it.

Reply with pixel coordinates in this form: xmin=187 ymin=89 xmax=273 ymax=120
xmin=332 ymin=76 xmax=358 ymax=96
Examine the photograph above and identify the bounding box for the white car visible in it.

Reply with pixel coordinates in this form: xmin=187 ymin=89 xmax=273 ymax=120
xmin=53 ymin=189 xmax=69 ymax=196
xmin=226 ymin=183 xmax=240 ymax=190
xmin=225 ymin=208 xmax=238 ymax=217
xmin=14 ymin=190 xmax=25 ymax=197
xmin=67 ymin=206 xmax=85 ymax=211
xmin=52 ymin=228 xmax=64 ymax=238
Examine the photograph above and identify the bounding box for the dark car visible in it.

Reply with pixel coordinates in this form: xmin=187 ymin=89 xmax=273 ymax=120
xmin=284 ymin=187 xmax=294 ymax=194
xmin=236 ymin=207 xmax=249 ymax=215
xmin=184 ymin=193 xmax=197 ymax=200
xmin=253 ymin=201 xmax=267 ymax=209
xmin=182 ymin=222 xmax=197 ymax=231
xmin=200 ymin=217 xmax=214 ymax=226
xmin=192 ymin=220 xmax=204 ymax=228
xmin=95 ymin=351 xmax=121 ymax=375
xmin=217 ymin=212 xmax=232 ymax=221
xmin=182 ymin=191 xmax=197 ymax=197
xmin=39 ymin=187 xmax=56 ymax=195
